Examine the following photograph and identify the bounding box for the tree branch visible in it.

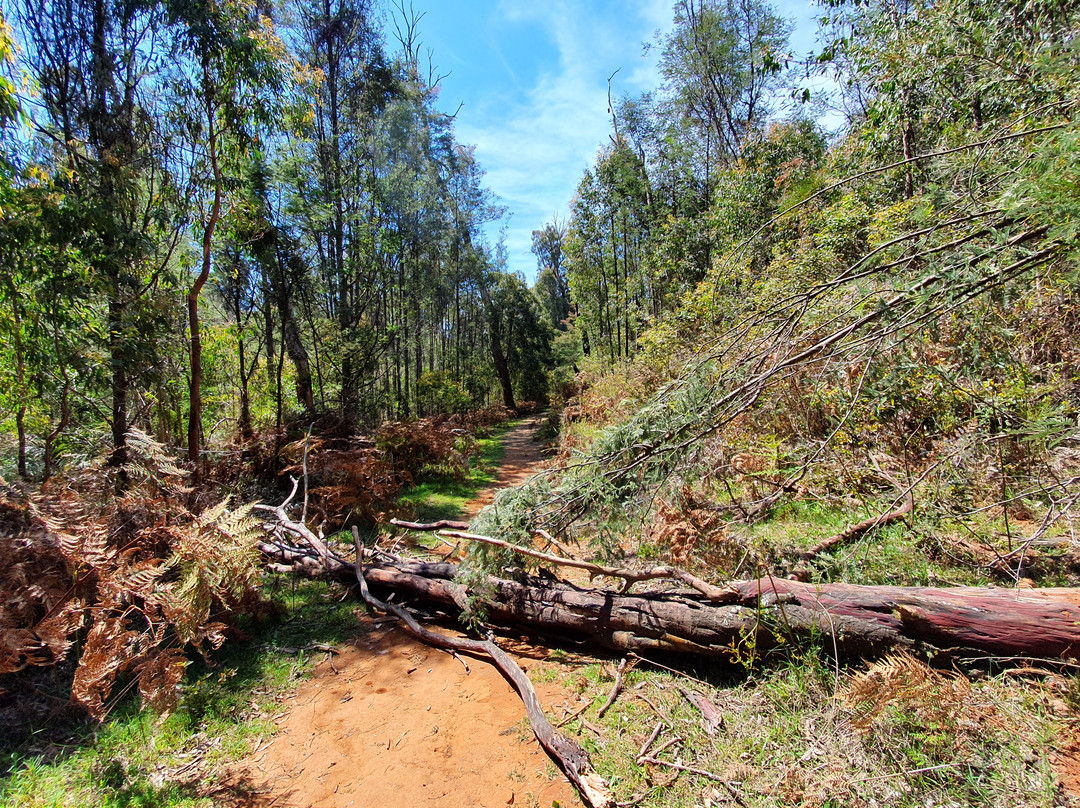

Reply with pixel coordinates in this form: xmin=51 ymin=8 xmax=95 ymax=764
xmin=431 ymin=528 xmax=738 ymax=602
xmin=349 ymin=529 xmax=614 ymax=808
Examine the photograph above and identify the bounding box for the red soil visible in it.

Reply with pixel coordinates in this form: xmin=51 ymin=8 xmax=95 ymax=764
xmin=225 ymin=416 xmax=580 ymax=808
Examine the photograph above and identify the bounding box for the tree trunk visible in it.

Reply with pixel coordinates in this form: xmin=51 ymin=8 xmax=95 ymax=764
xmin=10 ymin=279 xmax=26 ymax=479
xmin=188 ymin=201 xmax=219 ymax=461
xmin=237 ymin=332 xmax=253 ymax=441
xmin=188 ymin=76 xmax=222 ymax=464
xmin=262 ymin=545 xmax=1080 ymax=662
xmin=107 ymin=295 xmax=129 ymax=472
xmin=273 ymin=268 xmax=315 ymax=411
xmin=488 ymin=308 xmax=515 ymax=410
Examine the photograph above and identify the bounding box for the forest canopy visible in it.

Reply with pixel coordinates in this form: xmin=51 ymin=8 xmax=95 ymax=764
xmin=0 ymin=0 xmax=554 ymax=482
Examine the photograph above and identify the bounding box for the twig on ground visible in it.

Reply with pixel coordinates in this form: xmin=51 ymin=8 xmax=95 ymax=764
xmin=635 ymin=693 xmax=667 ymax=722
xmin=650 ymin=736 xmax=682 ymax=758
xmin=557 ymin=699 xmax=594 ymax=727
xmin=678 ymin=687 xmax=724 ymax=735
xmin=580 ymin=717 xmax=604 ymax=736
xmin=598 ymin=657 xmax=634 ymax=718
xmin=447 ymin=649 xmax=470 ymax=674
xmin=639 ymin=756 xmax=745 ymax=804
xmin=790 ymin=481 xmax=915 ymax=580
xmin=636 ymin=720 xmax=664 ymax=763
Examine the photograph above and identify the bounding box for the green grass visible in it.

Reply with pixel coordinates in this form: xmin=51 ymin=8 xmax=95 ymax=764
xmin=395 ymin=420 xmax=514 ymax=523
xmin=551 ymin=652 xmax=1065 ymax=808
xmin=741 ymin=498 xmax=1003 ymax=588
xmin=0 ymin=577 xmax=364 ymax=808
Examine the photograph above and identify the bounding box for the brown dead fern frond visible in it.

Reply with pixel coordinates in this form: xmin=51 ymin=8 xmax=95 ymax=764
xmin=133 ymin=648 xmax=188 ymax=716
xmin=162 ymin=499 xmax=261 ymax=645
xmin=6 ymin=458 xmax=263 ymax=721
xmin=71 ymin=615 xmax=143 ymax=719
xmin=838 ymin=652 xmax=1004 ymax=741
xmin=125 ymin=428 xmax=192 ymax=495
xmin=839 ymin=652 xmax=941 ymax=729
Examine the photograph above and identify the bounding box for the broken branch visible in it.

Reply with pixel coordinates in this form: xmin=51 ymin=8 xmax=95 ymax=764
xmin=792 ymin=481 xmax=915 ymax=579
xmin=349 ymin=528 xmax=614 ymax=808
xmin=432 ymin=528 xmax=738 ymax=602
xmin=597 ymin=657 xmax=634 ymax=719
xmin=390 ymin=517 xmax=471 ymax=531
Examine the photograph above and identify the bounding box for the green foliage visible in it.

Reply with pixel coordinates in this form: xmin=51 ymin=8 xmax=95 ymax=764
xmin=476 ymin=0 xmax=1080 ymax=598
xmin=416 ymin=371 xmax=472 ymax=416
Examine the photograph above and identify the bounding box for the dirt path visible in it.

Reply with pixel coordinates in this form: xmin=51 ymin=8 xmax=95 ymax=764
xmin=463 ymin=414 xmax=547 ymax=519
xmin=226 ymin=415 xmax=578 ymax=808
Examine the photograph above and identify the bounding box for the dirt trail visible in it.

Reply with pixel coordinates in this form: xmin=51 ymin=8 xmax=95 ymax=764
xmin=227 ymin=415 xmax=578 ymax=808
xmin=464 ymin=414 xmax=548 ymax=518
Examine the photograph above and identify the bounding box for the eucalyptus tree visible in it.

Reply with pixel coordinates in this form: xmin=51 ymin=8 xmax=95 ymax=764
xmin=659 ymin=0 xmax=790 ymax=170
xmin=165 ymin=0 xmax=294 ymax=463
xmin=565 ymin=139 xmax=653 ymax=362
xmin=821 ymin=0 xmax=1080 ymax=198
xmin=532 ymin=218 xmax=570 ymax=330
xmin=14 ymin=0 xmax=183 ymax=468
xmin=285 ymin=0 xmax=398 ymax=420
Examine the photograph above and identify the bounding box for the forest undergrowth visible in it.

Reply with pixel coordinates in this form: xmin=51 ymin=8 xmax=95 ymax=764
xmin=4 ymin=0 xmax=1080 ymax=805
xmin=0 ymin=405 xmax=517 ymax=770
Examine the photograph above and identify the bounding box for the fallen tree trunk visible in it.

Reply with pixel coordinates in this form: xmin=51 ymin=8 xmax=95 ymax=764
xmin=261 ymin=538 xmax=1080 ymax=661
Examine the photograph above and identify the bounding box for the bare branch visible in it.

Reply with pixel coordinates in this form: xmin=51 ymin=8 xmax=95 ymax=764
xmin=436 ymin=528 xmax=738 ymax=602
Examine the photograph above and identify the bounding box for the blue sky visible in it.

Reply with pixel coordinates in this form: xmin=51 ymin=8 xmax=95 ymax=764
xmin=406 ymin=1 xmax=829 ymax=281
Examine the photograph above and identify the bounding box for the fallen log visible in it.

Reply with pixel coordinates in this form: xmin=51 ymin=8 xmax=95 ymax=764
xmin=260 ymin=534 xmax=1080 ymax=661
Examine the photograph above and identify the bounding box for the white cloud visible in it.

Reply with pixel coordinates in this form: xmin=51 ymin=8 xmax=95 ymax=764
xmin=450 ymin=0 xmax=671 ymax=278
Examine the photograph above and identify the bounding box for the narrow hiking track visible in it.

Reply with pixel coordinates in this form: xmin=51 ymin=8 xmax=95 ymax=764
xmin=226 ymin=415 xmax=581 ymax=808
xmin=464 ymin=413 xmax=548 ymax=518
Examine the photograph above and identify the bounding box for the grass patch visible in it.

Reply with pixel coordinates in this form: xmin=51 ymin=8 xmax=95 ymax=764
xmin=396 ymin=419 xmax=514 ymax=523
xmin=552 ymin=652 xmax=1066 ymax=808
xmin=740 ymin=499 xmax=1003 ymax=588
xmin=0 ymin=576 xmax=363 ymax=808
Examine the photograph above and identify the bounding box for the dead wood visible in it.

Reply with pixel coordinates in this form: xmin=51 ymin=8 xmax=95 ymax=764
xmin=261 ymin=528 xmax=1080 ymax=662
xmin=260 ymin=500 xmax=1080 ymax=682
xmin=679 ymin=687 xmax=723 ymax=735
xmin=557 ymin=698 xmax=594 ymax=728
xmin=390 ymin=518 xmax=471 ymax=531
xmin=638 ymin=755 xmax=727 ymax=784
xmin=348 ymin=529 xmax=615 ymax=808
xmin=432 ymin=527 xmax=738 ymax=602
xmin=790 ymin=487 xmax=915 ymax=580
xmin=597 ymin=657 xmax=633 ymax=719
xmin=636 ymin=720 xmax=664 ymax=763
